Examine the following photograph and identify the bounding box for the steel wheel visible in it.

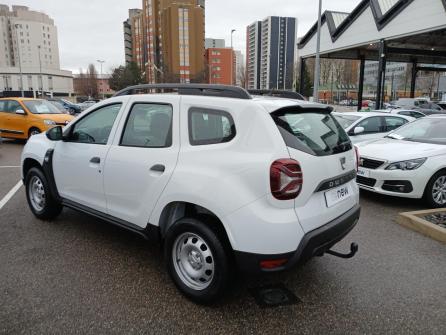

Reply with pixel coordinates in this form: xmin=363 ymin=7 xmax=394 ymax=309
xmin=28 ymin=175 xmax=46 ymax=211
xmin=432 ymin=176 xmax=446 ymax=206
xmin=29 ymin=129 xmax=40 ymax=137
xmin=172 ymin=232 xmax=215 ymax=291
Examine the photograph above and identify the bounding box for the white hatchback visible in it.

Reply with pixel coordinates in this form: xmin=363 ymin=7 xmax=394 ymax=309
xmin=332 ymin=112 xmax=414 ymax=144
xmin=356 ymin=116 xmax=446 ymax=207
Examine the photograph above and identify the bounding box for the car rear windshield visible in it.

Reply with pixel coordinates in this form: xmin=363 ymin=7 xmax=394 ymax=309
xmin=24 ymin=100 xmax=63 ymax=114
xmin=332 ymin=113 xmax=361 ymax=129
xmin=271 ymin=108 xmax=352 ymax=156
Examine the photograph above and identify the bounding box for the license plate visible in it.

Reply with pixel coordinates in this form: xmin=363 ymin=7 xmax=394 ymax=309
xmin=357 ymin=168 xmax=370 ymax=178
xmin=325 ymin=184 xmax=352 ymax=208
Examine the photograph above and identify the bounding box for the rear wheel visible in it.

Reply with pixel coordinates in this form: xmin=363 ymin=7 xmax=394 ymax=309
xmin=164 ymin=218 xmax=231 ymax=304
xmin=25 ymin=167 xmax=62 ymax=220
xmin=424 ymin=171 xmax=446 ymax=208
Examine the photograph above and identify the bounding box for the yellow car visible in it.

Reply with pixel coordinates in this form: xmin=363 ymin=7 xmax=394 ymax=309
xmin=0 ymin=98 xmax=74 ymax=140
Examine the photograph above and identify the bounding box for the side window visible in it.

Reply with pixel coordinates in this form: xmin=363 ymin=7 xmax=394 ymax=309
xmin=357 ymin=117 xmax=383 ymax=134
xmin=384 ymin=116 xmax=408 ymax=132
xmin=1 ymin=100 xmax=22 ymax=113
xmin=398 ymin=111 xmax=410 ymax=117
xmin=70 ymin=104 xmax=121 ymax=144
xmin=120 ymin=103 xmax=172 ymax=148
xmin=188 ymin=107 xmax=236 ymax=145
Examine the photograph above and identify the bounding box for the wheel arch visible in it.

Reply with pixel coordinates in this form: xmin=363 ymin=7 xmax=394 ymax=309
xmin=22 ymin=157 xmax=42 ymax=179
xmin=157 ymin=201 xmax=234 ymax=251
xmin=423 ymin=167 xmax=446 ymax=196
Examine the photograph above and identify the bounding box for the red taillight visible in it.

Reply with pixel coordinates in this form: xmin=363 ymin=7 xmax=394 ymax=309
xmin=260 ymin=258 xmax=288 ymax=270
xmin=354 ymin=146 xmax=359 ymax=172
xmin=270 ymin=159 xmax=303 ymax=200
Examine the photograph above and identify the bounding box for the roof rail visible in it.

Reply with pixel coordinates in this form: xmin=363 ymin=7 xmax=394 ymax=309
xmin=113 ymin=84 xmax=252 ymax=100
xmin=248 ymin=89 xmax=306 ymax=101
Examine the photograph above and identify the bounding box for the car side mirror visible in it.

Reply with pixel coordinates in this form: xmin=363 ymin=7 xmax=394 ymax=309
xmin=15 ymin=109 xmax=26 ymax=115
xmin=46 ymin=126 xmax=63 ymax=141
xmin=354 ymin=126 xmax=365 ymax=135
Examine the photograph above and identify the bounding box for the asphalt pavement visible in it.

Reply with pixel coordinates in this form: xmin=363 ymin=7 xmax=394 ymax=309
xmin=1 ymin=140 xmax=445 ymax=334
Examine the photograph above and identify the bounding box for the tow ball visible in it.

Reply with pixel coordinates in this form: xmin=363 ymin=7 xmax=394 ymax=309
xmin=326 ymin=242 xmax=358 ymax=259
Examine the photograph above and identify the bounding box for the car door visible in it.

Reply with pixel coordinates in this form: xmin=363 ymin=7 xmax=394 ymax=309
xmin=383 ymin=116 xmax=409 ymax=132
xmin=103 ymin=96 xmax=180 ymax=227
xmin=350 ymin=116 xmax=384 ymax=143
xmin=1 ymin=100 xmax=27 ymax=138
xmin=52 ymin=102 xmax=124 ymax=212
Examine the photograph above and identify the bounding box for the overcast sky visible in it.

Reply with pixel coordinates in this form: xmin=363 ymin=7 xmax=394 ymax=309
xmin=2 ymin=0 xmax=358 ymax=73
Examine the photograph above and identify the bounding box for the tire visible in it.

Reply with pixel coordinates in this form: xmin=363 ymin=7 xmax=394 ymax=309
xmin=424 ymin=170 xmax=446 ymax=208
xmin=28 ymin=127 xmax=41 ymax=138
xmin=25 ymin=167 xmax=62 ymax=220
xmin=164 ymin=218 xmax=231 ymax=304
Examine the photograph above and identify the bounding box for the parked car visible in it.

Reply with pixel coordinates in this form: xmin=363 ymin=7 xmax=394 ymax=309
xmin=48 ymin=98 xmax=82 ymax=115
xmin=356 ymin=116 xmax=446 ymax=207
xmin=373 ymin=109 xmax=426 ymax=119
xmin=79 ymin=100 xmax=97 ymax=111
xmin=0 ymin=98 xmax=74 ymax=139
xmin=332 ymin=112 xmax=414 ymax=144
xmin=21 ymin=84 xmax=360 ymax=303
xmin=393 ymin=98 xmax=444 ymax=115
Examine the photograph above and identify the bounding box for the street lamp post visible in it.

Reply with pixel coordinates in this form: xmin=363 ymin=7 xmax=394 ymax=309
xmin=96 ymin=59 xmax=105 ymax=99
xmin=14 ymin=24 xmax=24 ymax=97
xmin=313 ymin=0 xmax=322 ymax=102
xmin=230 ymin=29 xmax=236 ymax=86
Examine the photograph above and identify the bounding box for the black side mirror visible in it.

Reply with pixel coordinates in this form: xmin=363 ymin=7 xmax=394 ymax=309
xmin=46 ymin=126 xmax=63 ymax=141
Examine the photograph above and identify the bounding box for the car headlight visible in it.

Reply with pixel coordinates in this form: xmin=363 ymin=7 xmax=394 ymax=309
xmin=386 ymin=158 xmax=427 ymax=171
xmin=44 ymin=119 xmax=56 ymax=126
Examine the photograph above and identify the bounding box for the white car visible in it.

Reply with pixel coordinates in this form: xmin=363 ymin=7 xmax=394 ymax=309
xmin=21 ymin=84 xmax=360 ymax=303
xmin=332 ymin=112 xmax=414 ymax=144
xmin=356 ymin=116 xmax=446 ymax=207
xmin=373 ymin=109 xmax=426 ymax=119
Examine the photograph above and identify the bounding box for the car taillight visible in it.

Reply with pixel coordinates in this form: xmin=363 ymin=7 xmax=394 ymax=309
xmin=270 ymin=159 xmax=303 ymax=200
xmin=354 ymin=146 xmax=359 ymax=172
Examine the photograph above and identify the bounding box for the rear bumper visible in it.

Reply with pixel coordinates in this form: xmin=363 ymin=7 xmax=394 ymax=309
xmin=234 ymin=204 xmax=360 ymax=274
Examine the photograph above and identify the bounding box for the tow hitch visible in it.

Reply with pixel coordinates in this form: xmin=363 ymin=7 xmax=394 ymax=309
xmin=326 ymin=242 xmax=358 ymax=259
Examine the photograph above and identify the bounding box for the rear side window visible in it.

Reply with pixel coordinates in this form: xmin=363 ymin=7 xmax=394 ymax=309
xmin=271 ymin=108 xmax=351 ymax=156
xmin=120 ymin=103 xmax=172 ymax=148
xmin=188 ymin=108 xmax=235 ymax=145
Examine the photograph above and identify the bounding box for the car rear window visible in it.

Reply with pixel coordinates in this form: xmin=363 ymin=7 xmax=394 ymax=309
xmin=271 ymin=108 xmax=352 ymax=156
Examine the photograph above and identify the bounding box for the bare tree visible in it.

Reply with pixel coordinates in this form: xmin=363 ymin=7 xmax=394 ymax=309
xmin=237 ymin=61 xmax=246 ymax=88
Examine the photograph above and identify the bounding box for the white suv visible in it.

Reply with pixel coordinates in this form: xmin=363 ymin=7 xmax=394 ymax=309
xmin=21 ymin=84 xmax=360 ymax=303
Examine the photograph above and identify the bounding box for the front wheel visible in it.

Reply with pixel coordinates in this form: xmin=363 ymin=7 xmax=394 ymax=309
xmin=25 ymin=167 xmax=62 ymax=220
xmin=424 ymin=171 xmax=446 ymax=208
xmin=28 ymin=128 xmax=41 ymax=138
xmin=164 ymin=218 xmax=231 ymax=304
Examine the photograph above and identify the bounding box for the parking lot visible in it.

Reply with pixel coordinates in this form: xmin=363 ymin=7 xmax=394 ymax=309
xmin=1 ymin=140 xmax=445 ymax=334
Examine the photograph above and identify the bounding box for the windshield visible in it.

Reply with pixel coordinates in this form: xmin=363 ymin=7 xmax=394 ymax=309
xmin=388 ymin=118 xmax=446 ymax=145
xmin=333 ymin=114 xmax=361 ymax=129
xmin=24 ymin=100 xmax=64 ymax=114
xmin=271 ymin=109 xmax=352 ymax=156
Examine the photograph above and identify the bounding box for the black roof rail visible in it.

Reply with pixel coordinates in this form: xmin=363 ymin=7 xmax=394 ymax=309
xmin=113 ymin=83 xmax=252 ymax=100
xmin=248 ymin=89 xmax=306 ymax=101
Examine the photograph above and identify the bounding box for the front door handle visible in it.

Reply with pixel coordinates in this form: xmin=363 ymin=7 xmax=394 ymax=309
xmin=150 ymin=164 xmax=165 ymax=173
xmin=90 ymin=157 xmax=100 ymax=164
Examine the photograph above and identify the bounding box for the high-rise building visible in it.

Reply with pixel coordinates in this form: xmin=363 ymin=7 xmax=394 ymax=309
xmin=123 ymin=9 xmax=142 ymax=66
xmin=246 ymin=21 xmax=261 ymax=90
xmin=246 ymin=16 xmax=297 ymax=90
xmin=0 ymin=5 xmax=73 ymax=97
xmin=126 ymin=0 xmax=205 ymax=83
xmin=205 ymin=47 xmax=234 ymax=85
xmin=205 ymin=38 xmax=225 ymax=49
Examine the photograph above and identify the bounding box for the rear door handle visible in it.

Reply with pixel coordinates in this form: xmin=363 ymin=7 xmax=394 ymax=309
xmin=150 ymin=164 xmax=165 ymax=173
xmin=90 ymin=157 xmax=100 ymax=164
